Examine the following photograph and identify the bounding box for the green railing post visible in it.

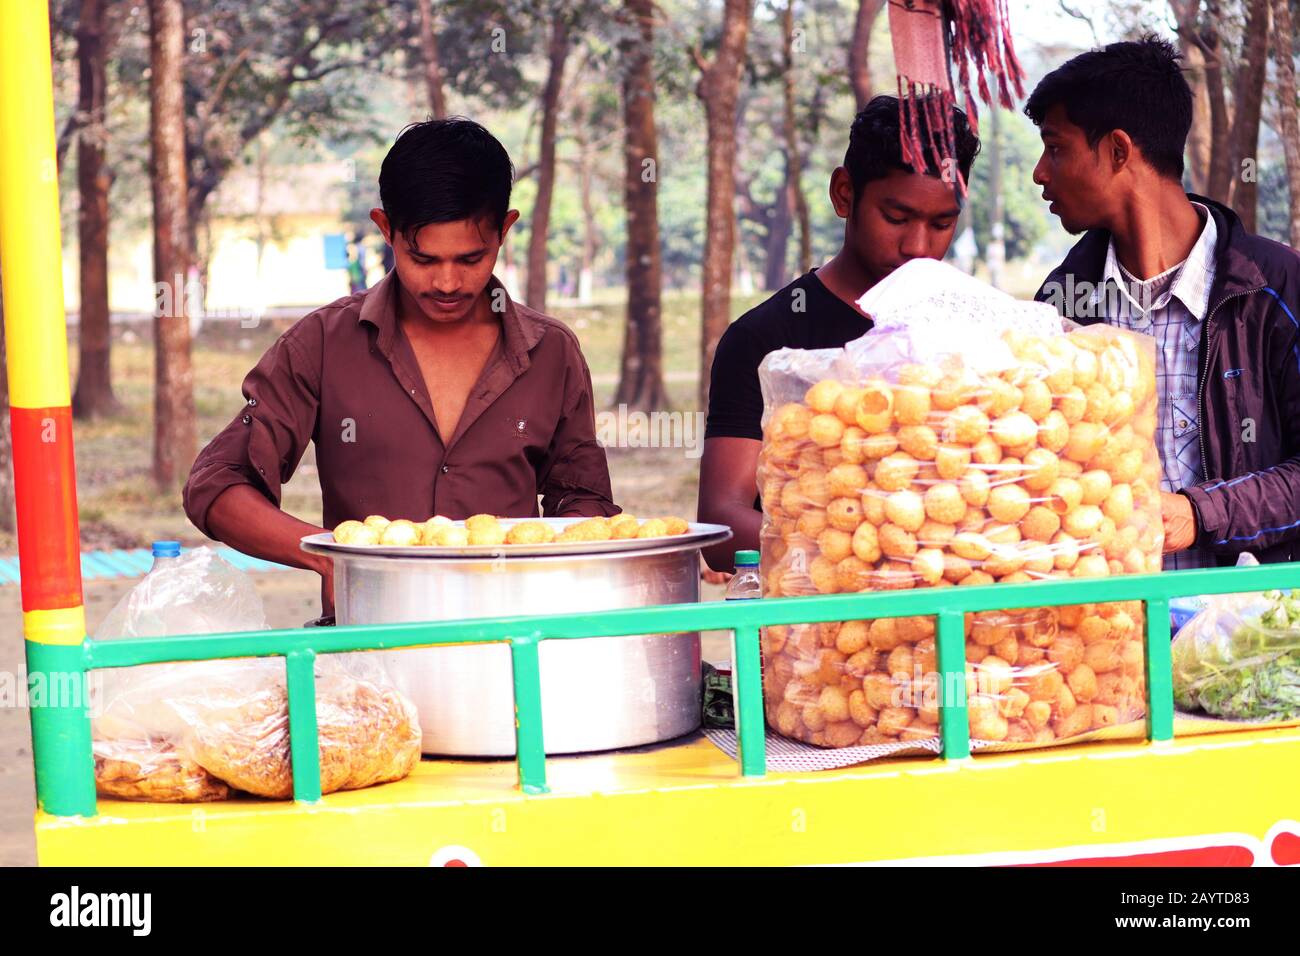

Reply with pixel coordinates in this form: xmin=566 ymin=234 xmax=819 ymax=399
xmin=732 ymin=624 xmax=767 ymax=776
xmin=285 ymin=649 xmax=322 ymax=802
xmin=509 ymin=635 xmax=549 ymax=794
xmin=27 ymin=641 xmax=95 ymax=816
xmin=1144 ymin=598 xmax=1174 ymax=742
xmin=935 ymin=609 xmax=970 ymax=760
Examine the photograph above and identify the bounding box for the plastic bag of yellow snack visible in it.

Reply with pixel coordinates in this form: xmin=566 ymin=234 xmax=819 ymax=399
xmin=757 ymin=259 xmax=1160 ymax=751
xmin=90 ymin=547 xmax=421 ymax=801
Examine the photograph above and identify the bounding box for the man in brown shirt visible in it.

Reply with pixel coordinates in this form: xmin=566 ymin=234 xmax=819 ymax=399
xmin=184 ymin=119 xmax=618 ymax=614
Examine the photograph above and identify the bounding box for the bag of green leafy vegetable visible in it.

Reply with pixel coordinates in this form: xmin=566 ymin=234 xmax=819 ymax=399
xmin=1172 ymin=578 xmax=1300 ymax=722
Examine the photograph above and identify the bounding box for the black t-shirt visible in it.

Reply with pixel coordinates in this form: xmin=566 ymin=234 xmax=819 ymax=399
xmin=705 ymin=271 xmax=873 ymax=442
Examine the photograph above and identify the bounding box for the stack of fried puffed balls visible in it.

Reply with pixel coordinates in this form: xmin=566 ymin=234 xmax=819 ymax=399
xmin=331 ymin=513 xmax=692 ymax=547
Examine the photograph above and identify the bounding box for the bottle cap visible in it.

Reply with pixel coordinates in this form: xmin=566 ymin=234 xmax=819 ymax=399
xmin=734 ymin=550 xmax=760 ymax=567
xmin=152 ymin=540 xmax=181 ymax=558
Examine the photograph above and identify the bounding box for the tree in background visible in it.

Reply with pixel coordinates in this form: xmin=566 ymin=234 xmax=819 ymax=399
xmin=72 ymin=0 xmax=120 ymax=420
xmin=691 ymin=0 xmax=753 ymax=408
xmin=615 ymin=0 xmax=667 ymax=411
xmin=966 ymin=110 xmax=1050 ymax=263
xmin=848 ymin=0 xmax=885 ymax=109
xmin=1270 ymin=0 xmax=1300 ymax=247
xmin=525 ymin=11 xmax=573 ymax=311
xmin=148 ymin=0 xmax=195 ymax=489
xmin=416 ymin=0 xmax=448 ymax=118
xmin=781 ymin=0 xmax=811 ymax=278
xmin=1227 ymin=0 xmax=1269 ymax=231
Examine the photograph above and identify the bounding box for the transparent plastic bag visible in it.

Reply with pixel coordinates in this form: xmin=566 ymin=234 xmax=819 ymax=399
xmin=757 ymin=260 xmax=1161 ymax=749
xmin=91 ymin=547 xmax=421 ymax=801
xmin=1172 ymin=556 xmax=1300 ymax=722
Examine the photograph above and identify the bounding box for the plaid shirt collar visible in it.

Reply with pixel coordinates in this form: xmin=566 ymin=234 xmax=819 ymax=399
xmin=1095 ymin=202 xmax=1218 ymax=322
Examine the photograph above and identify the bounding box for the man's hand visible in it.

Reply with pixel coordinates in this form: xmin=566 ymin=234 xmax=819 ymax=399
xmin=1160 ymin=491 xmax=1198 ymax=553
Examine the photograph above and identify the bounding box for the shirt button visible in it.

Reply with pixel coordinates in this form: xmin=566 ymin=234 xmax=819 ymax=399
xmin=440 ymin=465 xmax=449 ymax=474
xmin=1179 ymin=419 xmax=1189 ymax=429
xmin=241 ymin=415 xmax=251 ymax=425
xmin=248 ymin=398 xmax=258 ymax=407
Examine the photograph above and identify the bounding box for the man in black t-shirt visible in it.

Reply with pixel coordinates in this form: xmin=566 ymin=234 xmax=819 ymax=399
xmin=699 ymin=95 xmax=981 ymax=571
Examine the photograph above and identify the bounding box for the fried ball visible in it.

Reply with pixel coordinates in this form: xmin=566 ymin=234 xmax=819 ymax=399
xmin=1083 ymin=382 xmax=1112 ymax=423
xmin=824 ymin=720 xmax=863 ymax=748
xmin=663 ymin=517 xmax=691 ymax=536
xmin=1020 ymin=378 xmax=1053 ymax=421
xmin=817 ymin=527 xmax=853 ymax=562
xmin=877 ymin=706 xmax=915 ymax=737
xmin=771 ymin=402 xmax=813 ymax=440
xmin=1053 ymin=703 xmax=1094 ymax=739
xmin=1065 ymin=421 xmax=1108 ymax=463
xmin=834 ymin=386 xmax=866 ymax=425
xmin=874 ymin=452 xmax=920 ymax=492
xmin=892 ymin=383 xmax=932 ymax=426
xmin=1078 ymin=469 xmax=1113 ymax=506
xmin=944 ymin=406 xmax=990 ymax=445
xmin=854 ymin=382 xmax=894 ymax=433
xmin=835 ymin=556 xmax=873 ymax=592
xmin=860 ymin=431 xmax=900 ymax=460
xmin=1101 ymin=483 xmax=1134 ymax=524
xmin=943 ymin=552 xmax=974 ymax=582
xmin=839 ymin=425 xmax=869 ymax=463
xmin=971 ymin=435 xmax=1002 ymax=466
xmin=1083 ymin=640 xmax=1123 ymax=673
xmin=848 ymin=689 xmax=878 ymax=727
xmin=987 ymin=484 xmax=1032 ymax=523
xmin=873 ymin=560 xmax=917 ymax=590
xmin=991 ymin=411 xmax=1038 ymax=448
xmin=818 ymin=685 xmax=851 ymax=723
xmin=950 ymin=531 xmax=993 ymax=561
xmin=434 ymin=525 xmax=470 ymax=547
xmin=897 ymin=425 xmax=939 ymax=461
xmin=912 ymin=548 xmax=945 ymax=585
xmin=808 ymin=555 xmax=839 ymax=594
xmin=850 ymin=522 xmax=881 ymax=562
xmin=1062 ymin=504 xmax=1104 ymax=538
xmin=609 ymin=515 xmax=642 ymax=539
xmin=1020 ymin=505 xmax=1061 ymax=543
xmin=1021 ymin=448 xmax=1060 ymax=492
xmin=1037 ymin=410 xmax=1070 ymax=454
xmin=340 ymin=523 xmax=381 ymax=546
xmin=468 ymin=521 xmax=508 ymax=546
xmin=636 ymin=518 xmax=669 ymax=539
xmin=884 ymin=490 xmax=926 ymax=532
xmin=878 ymin=522 xmax=919 ymax=559
xmin=1047 ymin=477 xmax=1084 ymax=515
xmin=923 ymin=483 xmax=966 ymax=525
xmin=959 ymin=468 xmax=991 ymax=508
xmin=834 ymin=620 xmax=870 ymax=656
xmin=379 ymin=519 xmax=421 ymax=546
xmin=935 ymin=443 xmax=972 ymax=481
xmin=827 ymin=496 xmax=866 ymax=532
xmin=363 ymin=514 xmax=391 ymax=530
xmin=827 ymin=462 xmax=869 ymax=499
xmin=861 ymin=488 xmax=887 ymax=526
xmin=918 ymin=520 xmax=957 ymax=549
xmin=465 ymin=513 xmax=501 ymax=533
xmin=505 ymin=520 xmax=555 ymax=545
xmin=805 ymin=378 xmax=845 ymax=414
xmin=332 ymin=520 xmax=367 ymax=544
xmin=808 ymin=413 xmax=845 ymax=449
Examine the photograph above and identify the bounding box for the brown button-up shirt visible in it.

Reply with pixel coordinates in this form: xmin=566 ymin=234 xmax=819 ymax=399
xmin=183 ymin=273 xmax=618 ymax=536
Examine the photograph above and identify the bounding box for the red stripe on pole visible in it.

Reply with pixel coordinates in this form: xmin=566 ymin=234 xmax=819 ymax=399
xmin=10 ymin=405 xmax=82 ymax=609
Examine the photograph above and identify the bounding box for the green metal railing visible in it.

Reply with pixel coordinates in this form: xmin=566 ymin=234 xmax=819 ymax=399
xmin=26 ymin=562 xmax=1300 ymax=817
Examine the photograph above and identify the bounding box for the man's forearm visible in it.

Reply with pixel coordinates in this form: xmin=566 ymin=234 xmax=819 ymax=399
xmin=205 ymin=484 xmax=329 ymax=575
xmin=701 ymin=503 xmax=762 ymax=572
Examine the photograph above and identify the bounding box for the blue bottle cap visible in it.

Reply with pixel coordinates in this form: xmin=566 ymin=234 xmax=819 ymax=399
xmin=152 ymin=540 xmax=181 ymax=558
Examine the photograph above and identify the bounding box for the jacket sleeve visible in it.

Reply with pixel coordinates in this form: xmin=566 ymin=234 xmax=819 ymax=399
xmin=182 ymin=319 xmax=322 ymax=538
xmin=537 ymin=337 xmax=620 ymax=518
xmin=1182 ymin=288 xmax=1300 ymax=556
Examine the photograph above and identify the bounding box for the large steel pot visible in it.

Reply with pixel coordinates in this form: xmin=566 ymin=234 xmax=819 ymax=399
xmin=302 ymin=524 xmax=730 ymax=756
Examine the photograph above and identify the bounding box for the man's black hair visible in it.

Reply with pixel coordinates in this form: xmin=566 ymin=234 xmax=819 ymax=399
xmin=1024 ymin=35 xmax=1191 ymax=180
xmin=843 ymin=94 xmax=981 ymax=197
xmin=379 ymin=117 xmax=515 ymax=241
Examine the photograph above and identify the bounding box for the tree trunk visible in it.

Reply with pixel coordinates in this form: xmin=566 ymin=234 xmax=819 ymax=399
xmin=1271 ymin=0 xmax=1300 ymax=247
xmin=1171 ymin=0 xmax=1210 ymax=193
xmin=0 ymin=270 xmax=14 ymax=535
xmin=524 ymin=17 xmax=570 ymax=312
xmin=695 ymin=0 xmax=753 ymax=410
xmin=1228 ymin=0 xmax=1271 ymax=232
xmin=416 ymin=0 xmax=448 ymax=118
xmin=576 ymin=123 xmax=597 ymax=305
xmin=73 ymin=0 xmax=119 ymax=420
xmin=783 ymin=0 xmax=810 ymax=276
xmin=1202 ymin=5 xmax=1234 ymax=204
xmin=615 ymin=0 xmax=667 ymax=411
xmin=762 ymin=175 xmax=793 ymax=291
xmin=848 ymin=0 xmax=885 ymax=110
xmin=149 ymin=0 xmax=196 ymax=490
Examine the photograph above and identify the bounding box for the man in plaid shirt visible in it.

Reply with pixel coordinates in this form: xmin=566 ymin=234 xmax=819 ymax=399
xmin=1029 ymin=37 xmax=1300 ymax=567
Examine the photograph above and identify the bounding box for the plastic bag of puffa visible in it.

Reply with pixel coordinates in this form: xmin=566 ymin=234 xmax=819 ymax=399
xmin=90 ymin=546 xmax=421 ymax=801
xmin=756 ymin=259 xmax=1163 ymax=753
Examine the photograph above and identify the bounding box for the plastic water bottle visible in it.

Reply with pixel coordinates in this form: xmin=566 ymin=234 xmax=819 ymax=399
xmin=150 ymin=540 xmax=181 ymax=571
xmin=725 ymin=550 xmax=762 ymax=600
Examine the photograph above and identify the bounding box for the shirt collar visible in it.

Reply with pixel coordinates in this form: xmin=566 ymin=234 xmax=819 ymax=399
xmin=357 ymin=272 xmax=545 ymax=371
xmin=1097 ymin=202 xmax=1218 ymax=322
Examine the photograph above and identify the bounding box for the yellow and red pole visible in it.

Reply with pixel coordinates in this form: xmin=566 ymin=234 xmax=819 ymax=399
xmin=0 ymin=0 xmax=95 ymax=815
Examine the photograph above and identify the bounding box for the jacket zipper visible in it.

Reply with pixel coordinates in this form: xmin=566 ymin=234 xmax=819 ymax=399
xmin=1197 ymin=288 xmax=1262 ymax=484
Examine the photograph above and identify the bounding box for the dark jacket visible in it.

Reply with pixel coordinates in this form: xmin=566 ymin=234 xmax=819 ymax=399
xmin=1036 ymin=195 xmax=1300 ymax=565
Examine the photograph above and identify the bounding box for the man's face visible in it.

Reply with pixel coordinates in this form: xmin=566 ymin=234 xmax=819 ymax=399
xmin=833 ymin=167 xmax=963 ymax=285
xmin=1032 ymin=104 xmax=1113 ymax=235
xmin=370 ymin=209 xmax=518 ymax=324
